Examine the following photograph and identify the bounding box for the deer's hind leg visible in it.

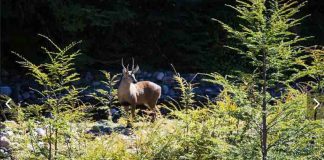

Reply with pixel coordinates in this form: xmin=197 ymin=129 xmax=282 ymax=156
xmin=131 ymin=104 xmax=136 ymax=122
xmin=148 ymin=102 xmax=159 ymax=122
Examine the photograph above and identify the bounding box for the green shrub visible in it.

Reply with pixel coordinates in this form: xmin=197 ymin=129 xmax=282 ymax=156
xmin=12 ymin=34 xmax=86 ymax=159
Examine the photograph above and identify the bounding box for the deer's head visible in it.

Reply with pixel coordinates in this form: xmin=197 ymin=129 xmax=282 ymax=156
xmin=121 ymin=58 xmax=139 ymax=83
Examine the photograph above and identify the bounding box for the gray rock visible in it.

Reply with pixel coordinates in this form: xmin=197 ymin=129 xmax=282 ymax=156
xmin=169 ymin=89 xmax=176 ymax=97
xmin=162 ymin=85 xmax=169 ymax=95
xmin=0 ymin=123 xmax=5 ymax=130
xmin=17 ymin=94 xmax=23 ymax=102
xmin=205 ymin=88 xmax=213 ymax=94
xmin=163 ymin=76 xmax=174 ymax=83
xmin=179 ymin=156 xmax=188 ymax=160
xmin=110 ymin=108 xmax=118 ymax=115
xmin=29 ymin=91 xmax=36 ymax=99
xmin=36 ymin=128 xmax=46 ymax=137
xmin=113 ymin=126 xmax=133 ymax=136
xmin=3 ymin=120 xmax=17 ymax=126
xmin=165 ymin=71 xmax=173 ymax=76
xmin=43 ymin=112 xmax=54 ymax=119
xmin=0 ymin=86 xmax=12 ymax=96
xmin=89 ymin=124 xmax=112 ymax=135
xmin=156 ymin=72 xmax=165 ymax=81
xmin=22 ymin=92 xmax=30 ymax=99
xmin=0 ymin=136 xmax=11 ymax=149
xmin=204 ymin=86 xmax=220 ymax=96
xmin=122 ymin=128 xmax=133 ymax=136
xmin=0 ymin=147 xmax=10 ymax=158
xmin=85 ymin=72 xmax=93 ymax=82
xmin=2 ymin=131 xmax=13 ymax=137
xmin=92 ymin=81 xmax=101 ymax=87
xmin=27 ymin=144 xmax=34 ymax=152
xmin=110 ymin=108 xmax=121 ymax=123
xmin=3 ymin=121 xmax=16 ymax=125
xmin=37 ymin=142 xmax=45 ymax=148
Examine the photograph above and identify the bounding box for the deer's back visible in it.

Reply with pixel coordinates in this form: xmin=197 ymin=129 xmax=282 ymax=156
xmin=135 ymin=81 xmax=161 ymax=105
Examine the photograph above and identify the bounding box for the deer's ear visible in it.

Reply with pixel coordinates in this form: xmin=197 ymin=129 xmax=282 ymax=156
xmin=133 ymin=65 xmax=139 ymax=73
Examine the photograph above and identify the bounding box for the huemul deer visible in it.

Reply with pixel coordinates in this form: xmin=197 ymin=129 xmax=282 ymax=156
xmin=118 ymin=58 xmax=161 ymax=125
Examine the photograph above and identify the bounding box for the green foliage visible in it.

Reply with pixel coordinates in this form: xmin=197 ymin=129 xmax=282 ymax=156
xmin=6 ymin=36 xmax=324 ymax=159
xmin=11 ymin=34 xmax=86 ymax=159
xmin=171 ymin=65 xmax=197 ymax=109
xmin=4 ymin=1 xmax=324 ymax=159
xmin=0 ymin=95 xmax=22 ymax=121
xmin=210 ymin=0 xmax=323 ymax=159
xmin=204 ymin=72 xmax=324 ymax=159
xmin=292 ymin=46 xmax=324 ymax=92
xmin=215 ymin=0 xmax=308 ymax=86
xmin=90 ymin=70 xmax=120 ymax=119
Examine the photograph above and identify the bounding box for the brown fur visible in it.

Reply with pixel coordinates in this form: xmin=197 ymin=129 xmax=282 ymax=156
xmin=118 ymin=60 xmax=161 ymax=124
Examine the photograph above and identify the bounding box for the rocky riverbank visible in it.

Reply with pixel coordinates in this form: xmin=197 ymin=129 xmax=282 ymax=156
xmin=0 ymin=69 xmax=222 ymax=105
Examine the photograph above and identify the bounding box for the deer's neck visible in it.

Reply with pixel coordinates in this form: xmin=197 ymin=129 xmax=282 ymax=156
xmin=119 ymin=79 xmax=134 ymax=90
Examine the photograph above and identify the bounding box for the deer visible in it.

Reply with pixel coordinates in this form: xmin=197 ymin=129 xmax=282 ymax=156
xmin=118 ymin=58 xmax=161 ymax=126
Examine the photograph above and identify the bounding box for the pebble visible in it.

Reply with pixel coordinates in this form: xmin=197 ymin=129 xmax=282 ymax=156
xmin=85 ymin=72 xmax=94 ymax=82
xmin=22 ymin=92 xmax=31 ymax=99
xmin=2 ymin=130 xmax=14 ymax=137
xmin=0 ymin=136 xmax=11 ymax=149
xmin=156 ymin=72 xmax=165 ymax=81
xmin=162 ymin=85 xmax=169 ymax=94
xmin=205 ymin=88 xmax=213 ymax=94
xmin=36 ymin=128 xmax=46 ymax=137
xmin=169 ymin=89 xmax=176 ymax=97
xmin=0 ymin=147 xmax=10 ymax=158
xmin=0 ymin=86 xmax=12 ymax=96
xmin=92 ymin=81 xmax=101 ymax=87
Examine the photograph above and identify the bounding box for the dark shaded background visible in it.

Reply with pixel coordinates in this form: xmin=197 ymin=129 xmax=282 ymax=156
xmin=1 ymin=0 xmax=324 ymax=74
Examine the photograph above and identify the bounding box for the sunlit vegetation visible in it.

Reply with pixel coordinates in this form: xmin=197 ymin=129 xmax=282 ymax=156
xmin=1 ymin=0 xmax=323 ymax=159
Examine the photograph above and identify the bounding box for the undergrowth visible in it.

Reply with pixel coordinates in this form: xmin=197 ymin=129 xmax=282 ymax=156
xmin=3 ymin=0 xmax=324 ymax=159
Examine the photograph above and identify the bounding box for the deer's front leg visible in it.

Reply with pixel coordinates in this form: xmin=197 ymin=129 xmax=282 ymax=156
xmin=122 ymin=105 xmax=132 ymax=127
xmin=131 ymin=105 xmax=136 ymax=122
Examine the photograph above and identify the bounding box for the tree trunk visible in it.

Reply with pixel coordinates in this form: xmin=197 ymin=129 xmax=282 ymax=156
xmin=261 ymin=49 xmax=268 ymax=160
xmin=49 ymin=125 xmax=52 ymax=160
xmin=54 ymin=128 xmax=58 ymax=158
